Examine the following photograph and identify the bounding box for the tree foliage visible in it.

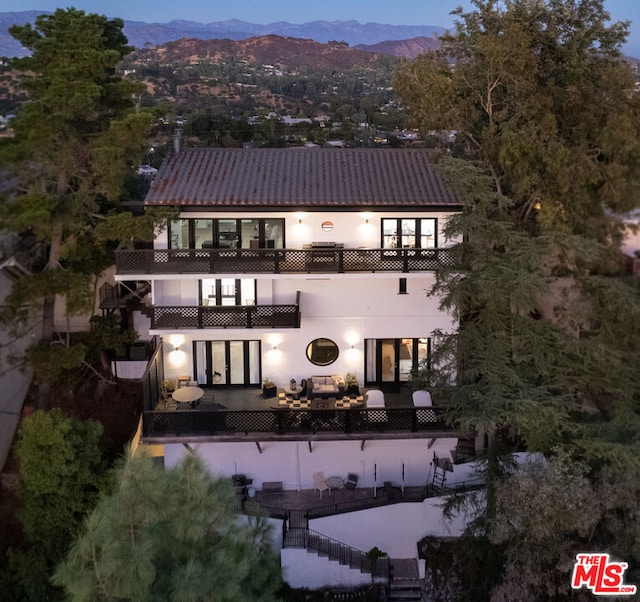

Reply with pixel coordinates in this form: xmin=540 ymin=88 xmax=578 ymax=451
xmin=1 ymin=409 xmax=108 ymax=601
xmin=54 ymin=449 xmax=282 ymax=602
xmin=394 ymin=0 xmax=640 ymax=241
xmin=395 ymin=1 xmax=640 ymax=598
xmin=0 ymin=9 xmax=155 ymax=406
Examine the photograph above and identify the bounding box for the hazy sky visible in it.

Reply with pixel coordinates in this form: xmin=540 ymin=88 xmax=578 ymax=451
xmin=5 ymin=1 xmax=640 ymax=48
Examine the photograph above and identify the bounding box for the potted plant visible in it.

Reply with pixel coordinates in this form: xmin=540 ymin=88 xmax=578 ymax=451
xmin=366 ymin=546 xmax=387 ymax=582
xmin=262 ymin=378 xmax=277 ymax=398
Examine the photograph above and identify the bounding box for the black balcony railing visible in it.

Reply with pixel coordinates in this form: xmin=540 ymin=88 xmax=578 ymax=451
xmin=115 ymin=247 xmax=456 ymax=275
xmin=142 ymin=406 xmax=452 ymax=439
xmin=151 ymin=303 xmax=301 ymax=329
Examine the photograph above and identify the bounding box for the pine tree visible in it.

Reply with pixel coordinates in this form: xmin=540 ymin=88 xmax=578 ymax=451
xmin=0 ymin=9 xmax=154 ymax=409
xmin=54 ymin=449 xmax=282 ymax=601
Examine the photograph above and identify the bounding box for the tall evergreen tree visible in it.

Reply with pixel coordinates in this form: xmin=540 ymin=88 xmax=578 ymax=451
xmin=54 ymin=449 xmax=282 ymax=602
xmin=395 ymin=1 xmax=640 ymax=597
xmin=0 ymin=9 xmax=154 ymax=409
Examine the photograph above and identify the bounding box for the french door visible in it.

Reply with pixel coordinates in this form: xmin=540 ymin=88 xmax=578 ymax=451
xmin=194 ymin=340 xmax=261 ymax=387
xmin=365 ymin=338 xmax=430 ymax=388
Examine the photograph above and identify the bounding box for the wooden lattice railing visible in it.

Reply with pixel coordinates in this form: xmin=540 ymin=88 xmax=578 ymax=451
xmin=150 ymin=303 xmax=300 ymax=329
xmin=115 ymin=247 xmax=457 ymax=275
xmin=142 ymin=406 xmax=451 ymax=439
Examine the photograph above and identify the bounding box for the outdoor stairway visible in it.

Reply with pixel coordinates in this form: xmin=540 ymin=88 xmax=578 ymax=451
xmin=453 ymin=437 xmax=476 ymax=463
xmin=389 ymin=558 xmax=423 ymax=601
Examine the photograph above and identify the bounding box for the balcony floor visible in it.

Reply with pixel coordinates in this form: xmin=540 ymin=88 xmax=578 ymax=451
xmin=159 ymin=385 xmax=415 ymax=412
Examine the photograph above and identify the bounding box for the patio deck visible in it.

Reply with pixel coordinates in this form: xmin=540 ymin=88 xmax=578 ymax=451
xmin=143 ymin=385 xmax=456 ymax=442
xmin=158 ymin=385 xmax=415 ymax=412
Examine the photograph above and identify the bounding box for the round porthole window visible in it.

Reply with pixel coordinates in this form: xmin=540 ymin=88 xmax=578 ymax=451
xmin=306 ymin=338 xmax=339 ymax=366
xmin=321 ymin=221 xmax=334 ymax=232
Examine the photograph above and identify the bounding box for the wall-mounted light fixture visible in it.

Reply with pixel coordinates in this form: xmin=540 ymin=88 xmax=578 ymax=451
xmin=298 ymin=218 xmax=302 ymax=224
xmin=272 ymin=344 xmax=278 ymax=351
xmin=174 ymin=344 xmax=181 ymax=352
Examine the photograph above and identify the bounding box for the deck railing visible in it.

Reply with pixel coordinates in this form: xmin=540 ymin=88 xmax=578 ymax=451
xmin=142 ymin=406 xmax=452 ymax=438
xmin=115 ymin=247 xmax=456 ymax=275
xmin=150 ymin=303 xmax=301 ymax=329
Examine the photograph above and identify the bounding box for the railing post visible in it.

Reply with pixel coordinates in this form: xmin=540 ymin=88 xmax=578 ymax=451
xmin=337 ymin=249 xmax=344 ymax=273
xmin=403 ymin=248 xmax=409 ymax=272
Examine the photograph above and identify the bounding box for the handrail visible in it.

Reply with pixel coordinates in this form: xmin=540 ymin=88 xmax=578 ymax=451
xmin=285 ymin=527 xmax=390 ymax=579
xmin=142 ymin=406 xmax=453 ymax=438
xmin=251 ymin=479 xmax=485 ymax=524
xmin=149 ymin=302 xmax=300 ymax=329
xmin=115 ymin=246 xmax=456 ymax=275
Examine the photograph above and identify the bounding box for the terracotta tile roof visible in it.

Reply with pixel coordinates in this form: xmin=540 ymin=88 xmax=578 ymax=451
xmin=144 ymin=147 xmax=463 ymax=209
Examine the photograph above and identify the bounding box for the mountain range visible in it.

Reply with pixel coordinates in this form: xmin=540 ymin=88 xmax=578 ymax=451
xmin=0 ymin=11 xmax=447 ymax=58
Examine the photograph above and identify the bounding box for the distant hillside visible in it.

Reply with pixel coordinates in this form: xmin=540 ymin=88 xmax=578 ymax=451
xmin=355 ymin=36 xmax=439 ymax=59
xmin=0 ymin=11 xmax=447 ymax=58
xmin=151 ymin=35 xmax=387 ymax=71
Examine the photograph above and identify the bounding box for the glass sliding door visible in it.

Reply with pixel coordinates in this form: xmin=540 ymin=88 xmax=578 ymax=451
xmin=365 ymin=338 xmax=431 ymax=387
xmin=194 ymin=340 xmax=261 ymax=386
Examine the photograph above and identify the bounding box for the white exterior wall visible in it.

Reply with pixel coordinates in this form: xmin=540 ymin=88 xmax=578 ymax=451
xmin=163 ymin=441 xmax=472 ymax=590
xmin=150 ymin=209 xmax=459 ymax=383
xmin=152 ymin=210 xmax=457 ymax=250
xmin=164 ymin=438 xmax=460 ymax=491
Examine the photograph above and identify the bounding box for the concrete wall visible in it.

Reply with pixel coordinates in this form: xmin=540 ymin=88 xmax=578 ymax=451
xmin=164 ymin=438 xmax=461 ymax=491
xmin=163 ymin=439 xmax=475 ymax=591
xmin=281 ymin=497 xmax=467 ymax=589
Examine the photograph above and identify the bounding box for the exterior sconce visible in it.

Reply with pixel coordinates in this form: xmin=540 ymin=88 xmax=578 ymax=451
xmin=272 ymin=344 xmax=277 ymax=351
xmin=298 ymin=218 xmax=302 ymax=224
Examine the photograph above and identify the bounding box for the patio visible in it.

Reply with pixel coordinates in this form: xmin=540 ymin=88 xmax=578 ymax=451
xmin=158 ymin=385 xmax=416 ymax=412
xmin=142 ymin=384 xmax=454 ymax=441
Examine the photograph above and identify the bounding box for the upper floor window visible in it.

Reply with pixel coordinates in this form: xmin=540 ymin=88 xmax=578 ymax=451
xmin=381 ymin=218 xmax=437 ymax=249
xmin=200 ymin=278 xmax=256 ymax=306
xmin=169 ymin=218 xmax=284 ymax=249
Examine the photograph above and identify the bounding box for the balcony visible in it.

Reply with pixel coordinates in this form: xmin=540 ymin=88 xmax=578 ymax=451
xmin=115 ymin=247 xmax=456 ymax=276
xmin=150 ymin=301 xmax=301 ymax=329
xmin=141 ymin=405 xmax=454 ymax=442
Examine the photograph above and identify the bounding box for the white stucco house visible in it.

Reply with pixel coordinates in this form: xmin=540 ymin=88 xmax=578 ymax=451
xmin=115 ymin=147 xmax=477 ymax=590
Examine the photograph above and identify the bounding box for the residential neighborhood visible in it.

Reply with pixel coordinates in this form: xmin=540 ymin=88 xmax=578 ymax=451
xmin=1 ymin=3 xmax=640 ymax=601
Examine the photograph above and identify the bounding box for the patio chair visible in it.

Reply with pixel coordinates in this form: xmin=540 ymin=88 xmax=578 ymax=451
xmin=412 ymin=390 xmax=432 ymax=407
xmin=313 ymin=471 xmax=329 ymax=499
xmin=365 ymin=389 xmax=388 ymax=423
xmin=344 ymin=473 xmax=358 ymax=490
xmin=412 ymin=390 xmax=437 ymax=423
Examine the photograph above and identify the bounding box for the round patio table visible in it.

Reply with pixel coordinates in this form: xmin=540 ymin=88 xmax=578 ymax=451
xmin=172 ymin=386 xmax=204 ymax=407
xmin=325 ymin=476 xmax=344 ymax=491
